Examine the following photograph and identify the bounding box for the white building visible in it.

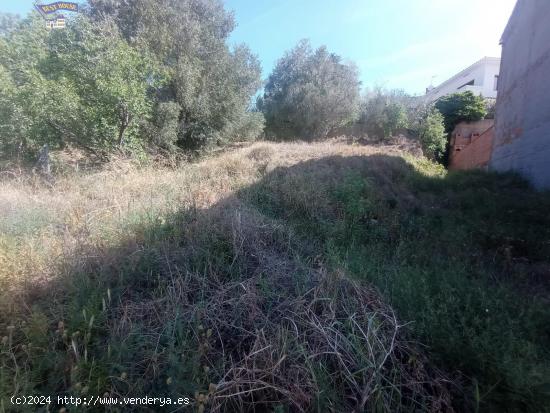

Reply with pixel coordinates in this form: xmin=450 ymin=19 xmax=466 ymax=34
xmin=424 ymin=57 xmax=500 ymax=102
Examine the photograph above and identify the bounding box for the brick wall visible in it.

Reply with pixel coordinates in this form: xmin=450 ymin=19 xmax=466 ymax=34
xmin=449 ymin=121 xmax=495 ymax=170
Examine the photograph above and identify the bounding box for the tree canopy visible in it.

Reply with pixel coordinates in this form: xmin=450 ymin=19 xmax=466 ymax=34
xmin=1 ymin=3 xmax=483 ymax=164
xmin=87 ymin=0 xmax=263 ymax=149
xmin=0 ymin=15 xmax=156 ymax=159
xmin=0 ymin=1 xmax=264 ymax=161
xmin=435 ymin=91 xmax=487 ymax=133
xmin=357 ymin=88 xmax=411 ymax=140
xmin=260 ymin=39 xmax=361 ymax=140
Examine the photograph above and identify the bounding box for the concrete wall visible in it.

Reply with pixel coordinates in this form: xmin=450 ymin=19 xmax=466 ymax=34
xmin=424 ymin=57 xmax=500 ymax=103
xmin=490 ymin=0 xmax=550 ymax=190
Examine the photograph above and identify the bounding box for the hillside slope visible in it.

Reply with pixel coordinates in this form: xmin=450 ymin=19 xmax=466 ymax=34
xmin=1 ymin=140 xmax=549 ymax=412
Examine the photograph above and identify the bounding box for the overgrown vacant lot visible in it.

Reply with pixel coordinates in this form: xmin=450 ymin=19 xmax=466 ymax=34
xmin=1 ymin=141 xmax=549 ymax=412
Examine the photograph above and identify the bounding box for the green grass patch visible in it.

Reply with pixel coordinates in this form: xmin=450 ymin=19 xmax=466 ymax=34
xmin=244 ymin=154 xmax=550 ymax=412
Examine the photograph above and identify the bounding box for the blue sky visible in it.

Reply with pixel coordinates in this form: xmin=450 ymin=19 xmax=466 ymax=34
xmin=1 ymin=0 xmax=517 ymax=95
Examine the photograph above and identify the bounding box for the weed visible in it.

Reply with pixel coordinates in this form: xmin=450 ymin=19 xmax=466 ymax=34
xmin=1 ymin=140 xmax=549 ymax=411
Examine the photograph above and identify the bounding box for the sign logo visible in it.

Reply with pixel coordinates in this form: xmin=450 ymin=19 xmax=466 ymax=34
xmin=34 ymin=1 xmax=79 ymax=30
xmin=35 ymin=2 xmax=79 ymax=15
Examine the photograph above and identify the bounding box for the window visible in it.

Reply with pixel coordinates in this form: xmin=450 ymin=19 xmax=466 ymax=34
xmin=494 ymin=75 xmax=499 ymax=91
xmin=458 ymin=79 xmax=475 ymax=89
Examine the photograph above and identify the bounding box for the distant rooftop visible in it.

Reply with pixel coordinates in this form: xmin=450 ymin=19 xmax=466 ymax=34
xmin=429 ymin=57 xmax=500 ymax=92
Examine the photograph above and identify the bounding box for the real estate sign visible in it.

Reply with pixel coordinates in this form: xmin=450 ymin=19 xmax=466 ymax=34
xmin=35 ymin=2 xmax=79 ymax=15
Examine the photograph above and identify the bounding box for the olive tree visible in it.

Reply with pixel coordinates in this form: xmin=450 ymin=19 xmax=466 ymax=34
xmin=0 ymin=15 xmax=156 ymax=158
xmin=0 ymin=12 xmax=21 ymax=36
xmin=357 ymin=88 xmax=411 ymax=140
xmin=260 ymin=39 xmax=360 ymax=140
xmin=87 ymin=0 xmax=264 ymax=149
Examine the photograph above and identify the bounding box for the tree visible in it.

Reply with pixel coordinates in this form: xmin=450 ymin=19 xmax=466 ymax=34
xmin=261 ymin=39 xmax=360 ymax=140
xmin=434 ymin=91 xmax=487 ymax=133
xmin=87 ymin=0 xmax=263 ymax=150
xmin=356 ymin=88 xmax=411 ymax=140
xmin=0 ymin=15 xmax=156 ymax=159
xmin=146 ymin=101 xmax=182 ymax=152
xmin=417 ymin=108 xmax=446 ymax=160
xmin=0 ymin=15 xmax=61 ymax=159
xmin=0 ymin=12 xmax=21 ymax=36
xmin=48 ymin=18 xmax=157 ymax=151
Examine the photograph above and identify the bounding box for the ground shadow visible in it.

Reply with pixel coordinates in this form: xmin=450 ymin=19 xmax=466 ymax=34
xmin=2 ymin=151 xmax=550 ymax=412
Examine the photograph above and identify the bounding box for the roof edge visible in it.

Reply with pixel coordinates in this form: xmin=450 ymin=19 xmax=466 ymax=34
xmin=426 ymin=57 xmax=500 ymax=96
xmin=501 ymin=0 xmax=521 ymax=44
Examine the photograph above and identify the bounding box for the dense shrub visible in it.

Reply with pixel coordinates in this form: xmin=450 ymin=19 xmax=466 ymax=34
xmin=0 ymin=16 xmax=156 ymax=159
xmin=435 ymin=91 xmax=487 ymax=132
xmin=146 ymin=101 xmax=182 ymax=151
xmin=223 ymin=111 xmax=265 ymax=142
xmin=417 ymin=108 xmax=446 ymax=159
xmin=88 ymin=0 xmax=263 ymax=150
xmin=356 ymin=88 xmax=410 ymax=140
xmin=260 ymin=39 xmax=360 ymax=140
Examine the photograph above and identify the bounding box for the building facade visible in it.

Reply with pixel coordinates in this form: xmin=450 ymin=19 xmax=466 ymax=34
xmin=490 ymin=0 xmax=550 ymax=190
xmin=424 ymin=57 xmax=500 ymax=103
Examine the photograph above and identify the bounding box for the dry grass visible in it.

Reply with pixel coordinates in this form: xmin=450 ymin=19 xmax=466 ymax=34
xmin=0 ymin=139 xmax=456 ymax=412
xmin=3 ymin=138 xmax=549 ymax=411
xmin=0 ymin=139 xmax=424 ymax=288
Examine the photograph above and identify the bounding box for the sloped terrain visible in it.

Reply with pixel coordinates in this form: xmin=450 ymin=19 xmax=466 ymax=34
xmin=1 ymin=140 xmax=549 ymax=412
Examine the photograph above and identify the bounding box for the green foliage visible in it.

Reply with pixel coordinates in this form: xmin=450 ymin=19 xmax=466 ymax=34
xmin=435 ymin=91 xmax=487 ymax=132
xmin=223 ymin=111 xmax=265 ymax=142
xmin=417 ymin=108 xmax=446 ymax=159
xmin=146 ymin=101 xmax=182 ymax=151
xmin=246 ymin=155 xmax=550 ymax=412
xmin=261 ymin=39 xmax=361 ymax=140
xmin=1 ymin=1 xmax=263 ymax=161
xmin=0 ymin=12 xmax=21 ymax=36
xmin=87 ymin=0 xmax=263 ymax=150
xmin=484 ymin=98 xmax=497 ymax=119
xmin=50 ymin=18 xmax=158 ymax=151
xmin=0 ymin=15 xmax=156 ymax=158
xmin=357 ymin=88 xmax=410 ymax=140
xmin=0 ymin=16 xmax=50 ymax=159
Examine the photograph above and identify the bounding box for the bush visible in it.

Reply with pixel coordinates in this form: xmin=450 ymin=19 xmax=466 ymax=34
xmin=88 ymin=0 xmax=262 ymax=151
xmin=0 ymin=16 xmax=156 ymax=159
xmin=357 ymin=88 xmax=410 ymax=140
xmin=261 ymin=39 xmax=360 ymax=140
xmin=224 ymin=111 xmax=265 ymax=142
xmin=417 ymin=108 xmax=446 ymax=159
xmin=435 ymin=91 xmax=487 ymax=133
xmin=146 ymin=101 xmax=182 ymax=151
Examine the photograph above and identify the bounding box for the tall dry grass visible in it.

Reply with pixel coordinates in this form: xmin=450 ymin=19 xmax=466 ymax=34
xmin=0 ymin=140 xmax=424 ymax=290
xmin=0 ymin=140 xmax=454 ymax=412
